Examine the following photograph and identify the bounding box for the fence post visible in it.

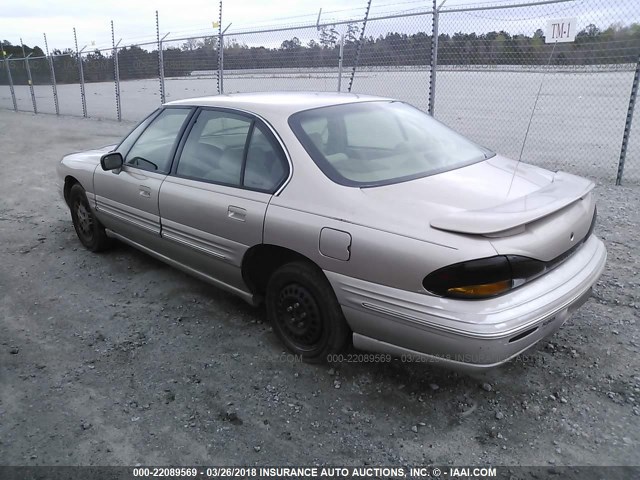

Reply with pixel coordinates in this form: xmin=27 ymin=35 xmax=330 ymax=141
xmin=74 ymin=28 xmax=87 ymax=118
xmin=347 ymin=0 xmax=372 ymax=93
xmin=159 ymin=38 xmax=167 ymax=104
xmin=20 ymin=40 xmax=37 ymax=114
xmin=44 ymin=33 xmax=59 ymax=115
xmin=156 ymin=11 xmax=166 ymax=104
xmin=429 ymin=0 xmax=440 ymax=116
xmin=218 ymin=34 xmax=224 ymax=94
xmin=616 ymin=54 xmax=640 ymax=186
xmin=3 ymin=55 xmax=18 ymax=111
xmin=111 ymin=21 xmax=122 ymax=121
xmin=25 ymin=55 xmax=37 ymax=114
xmin=337 ymin=34 xmax=344 ymax=92
xmin=217 ymin=1 xmax=224 ymax=94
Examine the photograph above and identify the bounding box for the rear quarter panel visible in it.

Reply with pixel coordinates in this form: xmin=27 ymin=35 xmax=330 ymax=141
xmin=263 ymin=205 xmax=498 ymax=294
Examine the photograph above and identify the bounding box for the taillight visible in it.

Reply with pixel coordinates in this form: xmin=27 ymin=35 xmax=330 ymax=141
xmin=424 ymin=206 xmax=596 ymax=299
xmin=423 ymin=255 xmax=546 ymax=299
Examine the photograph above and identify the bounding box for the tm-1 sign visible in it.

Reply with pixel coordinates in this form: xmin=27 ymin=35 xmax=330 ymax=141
xmin=545 ymin=17 xmax=578 ymax=43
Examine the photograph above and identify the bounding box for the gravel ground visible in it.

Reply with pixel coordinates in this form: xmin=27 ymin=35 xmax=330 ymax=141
xmin=0 ymin=111 xmax=638 ymax=468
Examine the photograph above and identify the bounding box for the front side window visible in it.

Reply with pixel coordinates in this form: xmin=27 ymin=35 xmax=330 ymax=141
xmin=115 ymin=109 xmax=159 ymax=157
xmin=289 ymin=101 xmax=493 ymax=187
xmin=176 ymin=109 xmax=288 ymax=192
xmin=125 ymin=108 xmax=192 ymax=173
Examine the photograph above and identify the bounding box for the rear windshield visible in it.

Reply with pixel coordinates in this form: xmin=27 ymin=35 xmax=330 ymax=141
xmin=288 ymin=101 xmax=493 ymax=187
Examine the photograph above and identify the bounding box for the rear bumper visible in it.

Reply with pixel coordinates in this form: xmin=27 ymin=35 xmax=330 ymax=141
xmin=325 ymin=235 xmax=607 ymax=371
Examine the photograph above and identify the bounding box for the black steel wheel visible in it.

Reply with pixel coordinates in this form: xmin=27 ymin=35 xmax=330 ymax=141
xmin=69 ymin=184 xmax=111 ymax=252
xmin=266 ymin=261 xmax=350 ymax=362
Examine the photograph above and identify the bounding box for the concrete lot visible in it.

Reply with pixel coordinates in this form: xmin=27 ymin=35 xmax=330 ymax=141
xmin=0 ymin=110 xmax=638 ymax=468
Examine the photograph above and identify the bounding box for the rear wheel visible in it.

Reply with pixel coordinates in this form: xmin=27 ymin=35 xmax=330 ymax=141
xmin=69 ymin=184 xmax=111 ymax=252
xmin=266 ymin=261 xmax=350 ymax=363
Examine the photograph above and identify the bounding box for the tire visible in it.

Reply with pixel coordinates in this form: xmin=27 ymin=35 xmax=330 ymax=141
xmin=69 ymin=183 xmax=111 ymax=252
xmin=266 ymin=261 xmax=350 ymax=363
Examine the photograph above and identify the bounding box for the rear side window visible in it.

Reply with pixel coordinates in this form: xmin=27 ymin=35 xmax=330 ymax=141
xmin=244 ymin=125 xmax=287 ymax=192
xmin=176 ymin=110 xmax=252 ymax=186
xmin=176 ymin=109 xmax=288 ymax=193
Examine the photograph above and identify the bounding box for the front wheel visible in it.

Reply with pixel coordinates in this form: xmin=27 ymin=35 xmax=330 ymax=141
xmin=266 ymin=261 xmax=350 ymax=363
xmin=69 ymin=183 xmax=111 ymax=252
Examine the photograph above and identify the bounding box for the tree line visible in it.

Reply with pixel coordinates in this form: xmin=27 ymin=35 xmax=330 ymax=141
xmin=1 ymin=22 xmax=638 ymax=85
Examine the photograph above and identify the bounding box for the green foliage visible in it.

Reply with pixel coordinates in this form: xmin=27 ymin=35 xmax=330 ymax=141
xmin=0 ymin=42 xmax=45 ymax=58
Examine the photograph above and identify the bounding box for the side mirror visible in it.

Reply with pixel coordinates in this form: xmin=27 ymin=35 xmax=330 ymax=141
xmin=100 ymin=152 xmax=124 ymax=172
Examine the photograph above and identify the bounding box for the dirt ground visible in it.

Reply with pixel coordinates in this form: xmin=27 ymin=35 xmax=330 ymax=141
xmin=0 ymin=110 xmax=638 ymax=468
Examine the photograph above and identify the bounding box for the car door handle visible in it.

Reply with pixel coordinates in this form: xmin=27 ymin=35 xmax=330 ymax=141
xmin=139 ymin=186 xmax=151 ymax=198
xmin=227 ymin=206 xmax=246 ymax=222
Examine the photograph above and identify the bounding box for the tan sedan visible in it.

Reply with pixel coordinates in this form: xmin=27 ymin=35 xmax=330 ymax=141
xmin=57 ymin=92 xmax=606 ymax=370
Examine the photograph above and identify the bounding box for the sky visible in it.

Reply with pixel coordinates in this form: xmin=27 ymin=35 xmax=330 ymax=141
xmin=3 ymin=0 xmax=375 ymax=51
xmin=1 ymin=0 xmax=637 ymax=53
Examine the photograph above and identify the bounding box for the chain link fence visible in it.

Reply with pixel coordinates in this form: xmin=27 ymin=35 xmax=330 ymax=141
xmin=79 ymin=48 xmax=112 ymax=119
xmin=51 ymin=52 xmax=82 ymax=117
xmin=111 ymin=43 xmax=161 ymax=120
xmin=1 ymin=0 xmax=639 ymax=184
xmin=0 ymin=60 xmax=17 ymax=111
xmin=162 ymin=36 xmax=220 ymax=103
xmin=1 ymin=57 xmax=36 ymax=113
xmin=221 ymin=25 xmax=349 ymax=94
xmin=434 ymin=0 xmax=640 ymax=184
xmin=344 ymin=13 xmax=434 ymax=111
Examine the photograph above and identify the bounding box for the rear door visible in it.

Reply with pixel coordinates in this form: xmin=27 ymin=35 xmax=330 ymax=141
xmin=93 ymin=107 xmax=193 ymax=245
xmin=158 ymin=108 xmax=289 ymax=291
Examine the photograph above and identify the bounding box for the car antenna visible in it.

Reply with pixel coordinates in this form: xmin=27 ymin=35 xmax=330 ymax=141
xmin=506 ymin=40 xmax=559 ymax=198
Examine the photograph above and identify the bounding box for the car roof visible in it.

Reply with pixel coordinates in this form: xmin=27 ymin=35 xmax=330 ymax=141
xmin=164 ymin=91 xmax=392 ymax=118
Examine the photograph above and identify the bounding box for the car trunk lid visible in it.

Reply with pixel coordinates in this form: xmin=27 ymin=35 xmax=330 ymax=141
xmin=429 ymin=170 xmax=594 ymax=235
xmin=359 ymin=155 xmax=596 ymax=261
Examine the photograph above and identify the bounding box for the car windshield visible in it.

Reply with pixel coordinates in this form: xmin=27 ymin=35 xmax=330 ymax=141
xmin=288 ymin=101 xmax=494 ymax=187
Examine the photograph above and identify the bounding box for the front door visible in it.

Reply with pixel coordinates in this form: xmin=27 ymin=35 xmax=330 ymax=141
xmin=93 ymin=107 xmax=193 ymax=246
